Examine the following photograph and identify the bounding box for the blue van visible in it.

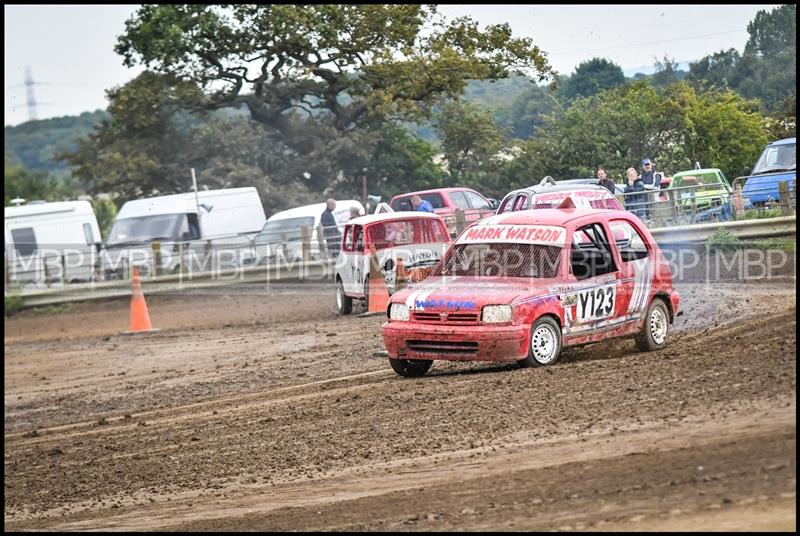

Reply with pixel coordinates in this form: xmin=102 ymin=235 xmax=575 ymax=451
xmin=741 ymin=138 xmax=796 ymax=206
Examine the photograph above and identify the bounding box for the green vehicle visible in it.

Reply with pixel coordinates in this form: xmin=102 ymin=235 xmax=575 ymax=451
xmin=668 ymin=168 xmax=733 ymax=211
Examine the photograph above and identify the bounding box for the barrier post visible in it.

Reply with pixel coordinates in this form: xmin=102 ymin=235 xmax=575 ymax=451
xmin=317 ymin=223 xmax=328 ymax=259
xmin=151 ymin=242 xmax=162 ymax=277
xmin=455 ymin=208 xmax=466 ymax=235
xmin=301 ymin=225 xmax=311 ymax=262
xmin=779 ymin=181 xmax=792 ymax=216
xmin=62 ymin=254 xmax=68 ymax=285
xmin=281 ymin=232 xmax=289 ymax=261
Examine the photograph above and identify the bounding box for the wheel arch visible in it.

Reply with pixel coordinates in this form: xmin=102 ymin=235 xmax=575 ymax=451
xmin=652 ymin=292 xmax=673 ymax=323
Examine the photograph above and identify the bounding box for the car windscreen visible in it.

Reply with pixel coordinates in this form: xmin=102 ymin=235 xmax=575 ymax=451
xmin=367 ymin=218 xmax=448 ymax=250
xmin=391 ymin=193 xmax=445 ymax=211
xmin=752 ymin=142 xmax=796 ymax=175
xmin=431 ymin=243 xmax=562 ymax=279
xmin=107 ymin=214 xmax=184 ymax=245
xmin=257 ymin=216 xmax=315 ymax=243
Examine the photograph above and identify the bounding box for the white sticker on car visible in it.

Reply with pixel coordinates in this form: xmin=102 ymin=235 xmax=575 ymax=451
xmin=575 ymin=284 xmax=616 ymax=321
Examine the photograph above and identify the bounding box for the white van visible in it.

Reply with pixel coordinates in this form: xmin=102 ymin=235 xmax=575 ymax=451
xmin=102 ymin=187 xmax=266 ymax=278
xmin=5 ymin=200 xmax=102 ymax=285
xmin=251 ymin=199 xmax=364 ymax=263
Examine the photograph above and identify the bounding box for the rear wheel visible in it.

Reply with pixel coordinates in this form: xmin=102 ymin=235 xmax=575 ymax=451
xmin=518 ymin=316 xmax=562 ymax=367
xmin=363 ymin=278 xmax=370 ymax=311
xmin=389 ymin=357 xmax=432 ymax=377
xmin=336 ymin=278 xmax=353 ymax=315
xmin=636 ymin=298 xmax=669 ymax=352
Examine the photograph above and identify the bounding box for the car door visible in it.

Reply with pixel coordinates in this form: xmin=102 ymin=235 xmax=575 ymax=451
xmin=562 ymin=222 xmax=625 ymax=339
xmin=608 ymin=219 xmax=653 ymax=322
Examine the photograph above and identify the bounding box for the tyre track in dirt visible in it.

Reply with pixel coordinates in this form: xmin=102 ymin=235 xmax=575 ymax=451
xmin=4 ymin=282 xmax=795 ymax=530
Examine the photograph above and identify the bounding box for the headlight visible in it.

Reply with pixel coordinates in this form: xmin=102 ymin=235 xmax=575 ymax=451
xmin=389 ymin=303 xmax=410 ymax=321
xmin=482 ymin=305 xmax=512 ymax=324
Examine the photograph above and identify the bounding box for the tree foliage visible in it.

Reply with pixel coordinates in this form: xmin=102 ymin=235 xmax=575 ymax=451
xmin=557 ymin=58 xmax=625 ymax=100
xmin=115 ymin=4 xmax=553 ymax=134
xmin=4 ymin=155 xmax=74 ymax=206
xmin=499 ymin=81 xmax=768 ymax=183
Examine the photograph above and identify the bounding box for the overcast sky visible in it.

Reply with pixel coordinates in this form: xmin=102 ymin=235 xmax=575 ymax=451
xmin=4 ymin=4 xmax=780 ymax=126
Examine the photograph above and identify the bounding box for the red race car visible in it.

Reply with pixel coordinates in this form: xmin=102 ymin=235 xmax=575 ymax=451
xmin=382 ymin=204 xmax=681 ymax=377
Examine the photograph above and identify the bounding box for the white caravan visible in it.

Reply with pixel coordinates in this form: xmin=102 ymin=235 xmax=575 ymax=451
xmin=251 ymin=199 xmax=365 ymax=263
xmin=102 ymin=187 xmax=266 ymax=278
xmin=5 ymin=200 xmax=102 ymax=285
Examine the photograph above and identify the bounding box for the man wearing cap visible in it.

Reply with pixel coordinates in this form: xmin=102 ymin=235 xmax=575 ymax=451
xmin=640 ymin=158 xmax=662 ymax=190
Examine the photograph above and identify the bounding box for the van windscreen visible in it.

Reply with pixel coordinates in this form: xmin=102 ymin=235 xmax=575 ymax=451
xmin=107 ymin=214 xmax=184 ymax=246
xmin=257 ymin=217 xmax=315 ymax=243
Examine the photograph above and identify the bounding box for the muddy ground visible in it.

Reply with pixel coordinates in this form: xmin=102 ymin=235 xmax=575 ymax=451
xmin=4 ymin=279 xmax=796 ymax=531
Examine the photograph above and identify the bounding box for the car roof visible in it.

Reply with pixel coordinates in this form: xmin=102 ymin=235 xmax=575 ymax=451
xmin=503 ymin=182 xmax=613 ymax=197
xmin=346 ymin=211 xmax=444 ymax=226
xmin=477 ymin=207 xmax=625 ymax=227
xmin=390 ymin=187 xmax=480 ymax=199
xmin=672 ymin=168 xmax=721 ymax=178
xmin=768 ymin=137 xmax=796 ymax=146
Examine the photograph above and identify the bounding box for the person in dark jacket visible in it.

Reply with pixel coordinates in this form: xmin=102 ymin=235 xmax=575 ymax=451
xmin=623 ymin=167 xmax=647 ymax=219
xmin=321 ymin=198 xmax=341 ymax=258
xmin=640 ymin=158 xmax=662 ymax=189
xmin=597 ymin=167 xmax=617 ymax=194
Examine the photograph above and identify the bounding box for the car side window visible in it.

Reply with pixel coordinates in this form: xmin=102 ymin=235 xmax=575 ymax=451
xmin=497 ymin=195 xmax=514 ymax=213
xmin=464 ymin=191 xmax=491 ymax=210
xmin=512 ymin=194 xmax=528 ymax=211
xmin=343 ymin=225 xmax=354 ymax=251
xmin=449 ymin=191 xmax=471 ymax=210
xmin=609 ymin=220 xmax=649 ymax=262
xmin=353 ymin=225 xmax=364 ymax=251
xmin=393 ymin=198 xmax=413 ymax=211
xmin=569 ymin=223 xmax=618 ymax=281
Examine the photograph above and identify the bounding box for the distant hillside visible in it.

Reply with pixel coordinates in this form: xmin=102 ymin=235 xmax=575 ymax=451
xmin=4 ymin=110 xmax=109 ymax=176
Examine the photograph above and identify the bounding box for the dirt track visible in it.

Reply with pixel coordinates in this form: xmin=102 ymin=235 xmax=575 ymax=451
xmin=4 ymin=281 xmax=796 ymax=531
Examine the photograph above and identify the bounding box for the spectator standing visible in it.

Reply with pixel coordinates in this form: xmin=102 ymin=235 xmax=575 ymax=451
xmin=410 ymin=194 xmax=434 ymax=213
xmin=639 ymin=158 xmax=662 ymax=190
xmin=597 ymin=168 xmax=616 ymax=194
xmin=349 ymin=206 xmax=361 ymax=220
xmin=623 ymin=167 xmax=647 ymax=219
xmin=321 ymin=198 xmax=342 ymax=258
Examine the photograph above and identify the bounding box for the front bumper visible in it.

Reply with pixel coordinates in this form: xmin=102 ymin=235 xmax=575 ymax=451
xmin=382 ymin=321 xmax=528 ymax=362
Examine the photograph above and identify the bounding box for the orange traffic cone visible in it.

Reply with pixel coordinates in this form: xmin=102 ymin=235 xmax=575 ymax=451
xmin=122 ymin=267 xmax=159 ymax=334
xmin=368 ymin=272 xmax=391 ymax=314
xmin=361 ymin=244 xmax=390 ymax=315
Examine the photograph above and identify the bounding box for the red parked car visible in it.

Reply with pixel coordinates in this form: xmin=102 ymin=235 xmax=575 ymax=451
xmin=389 ymin=187 xmax=496 ymax=236
xmin=382 ymin=205 xmax=681 ymax=376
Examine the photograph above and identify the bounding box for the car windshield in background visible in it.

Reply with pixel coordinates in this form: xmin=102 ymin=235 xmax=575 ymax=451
xmin=107 ymin=214 xmax=183 ymax=245
xmin=367 ymin=218 xmax=449 ymax=250
xmin=432 ymin=243 xmax=562 ymax=279
xmin=672 ymin=173 xmax=724 ymax=187
xmin=752 ymin=142 xmax=796 ymax=174
xmin=258 ymin=217 xmax=315 ymax=242
xmin=391 ymin=193 xmax=445 ymax=211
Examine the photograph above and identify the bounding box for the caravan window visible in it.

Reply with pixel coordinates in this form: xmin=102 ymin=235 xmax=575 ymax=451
xmin=11 ymin=227 xmax=37 ymax=256
xmin=83 ymin=223 xmax=95 ymax=245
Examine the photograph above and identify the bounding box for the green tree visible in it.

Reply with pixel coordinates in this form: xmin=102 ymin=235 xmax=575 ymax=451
xmin=495 ymin=81 xmax=769 ymax=184
xmin=433 ymin=101 xmax=507 ymax=190
xmin=4 ymin=156 xmax=74 ymax=206
xmin=745 ymin=4 xmax=796 ymax=60
xmin=115 ymin=5 xmax=553 ymax=134
xmin=558 ymin=58 xmax=625 ymax=101
xmin=495 ymin=83 xmax=562 ymax=139
xmin=91 ymin=197 xmax=118 ymax=240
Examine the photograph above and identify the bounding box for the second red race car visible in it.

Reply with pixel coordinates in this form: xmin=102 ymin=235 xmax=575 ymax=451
xmin=382 ymin=204 xmax=680 ymax=377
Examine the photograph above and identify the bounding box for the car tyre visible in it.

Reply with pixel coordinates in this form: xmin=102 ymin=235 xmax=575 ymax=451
xmin=636 ymin=298 xmax=670 ymax=352
xmin=389 ymin=357 xmax=432 ymax=377
xmin=336 ymin=278 xmax=353 ymax=315
xmin=363 ymin=278 xmax=370 ymax=311
xmin=519 ymin=316 xmax=562 ymax=367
